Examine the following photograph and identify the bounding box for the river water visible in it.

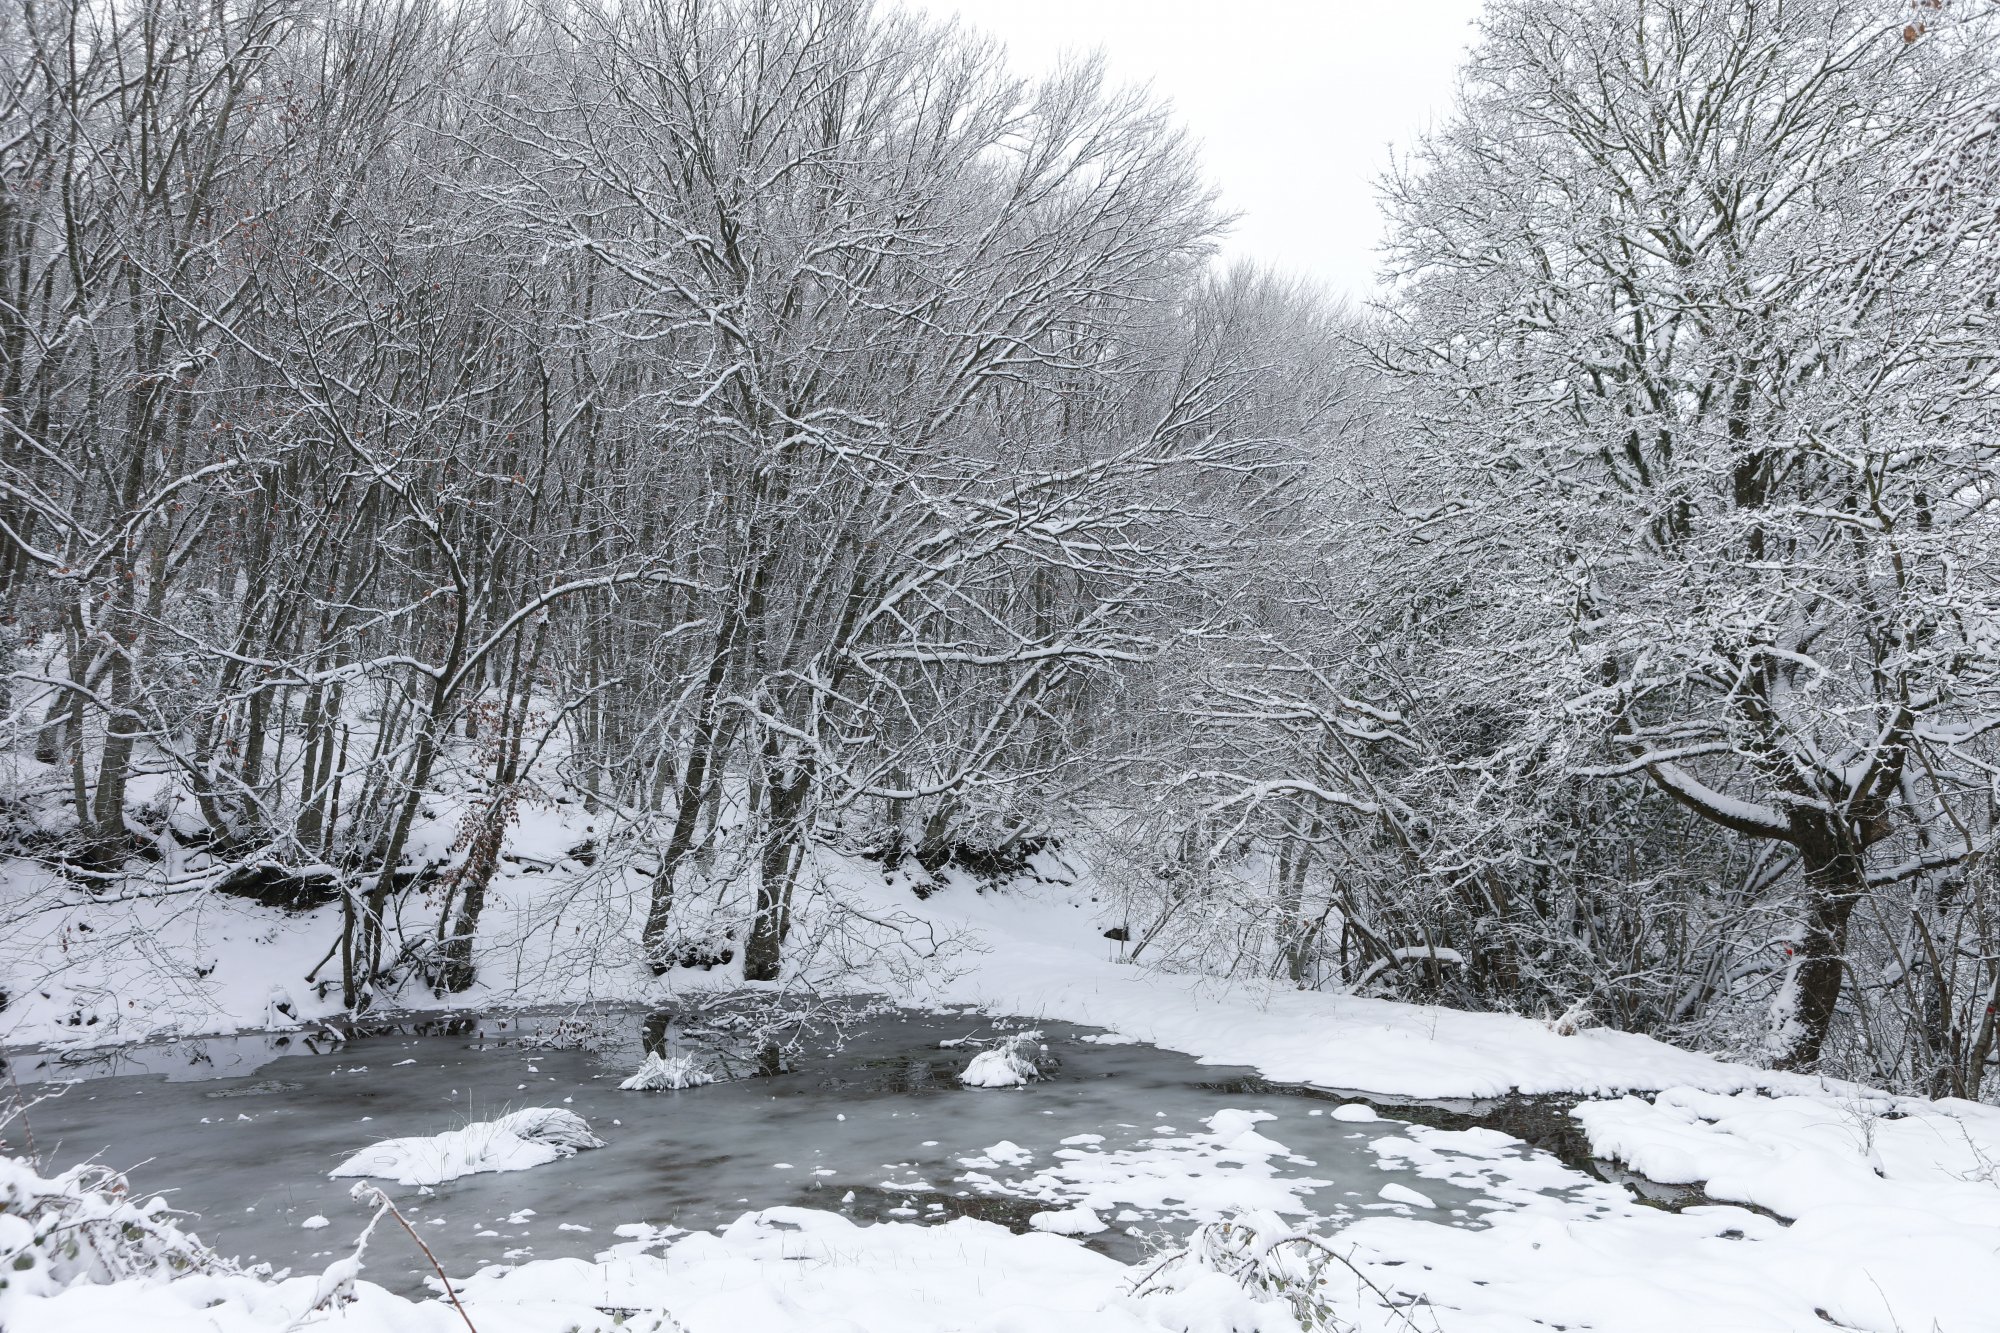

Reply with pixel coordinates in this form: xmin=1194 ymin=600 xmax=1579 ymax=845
xmin=5 ymin=1002 xmax=1514 ymax=1294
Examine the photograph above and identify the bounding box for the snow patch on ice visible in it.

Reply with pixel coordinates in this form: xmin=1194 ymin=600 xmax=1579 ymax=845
xmin=1377 ymin=1182 xmax=1435 ymax=1208
xmin=961 ymin=1107 xmax=1332 ymax=1225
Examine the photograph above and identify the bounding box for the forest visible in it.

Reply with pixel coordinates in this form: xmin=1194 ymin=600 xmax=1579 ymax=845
xmin=10 ymin=3 xmax=2000 ymax=1331
xmin=7 ymin=0 xmax=2000 ymax=1099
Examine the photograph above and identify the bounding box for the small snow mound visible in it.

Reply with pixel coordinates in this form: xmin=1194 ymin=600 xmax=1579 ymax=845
xmin=1029 ymin=1204 xmax=1106 ymax=1235
xmin=958 ymin=1139 xmax=1035 ymax=1168
xmin=1203 ymin=1108 xmax=1276 ymax=1140
xmin=960 ymin=1031 xmax=1043 ymax=1088
xmin=1378 ymin=1182 xmax=1436 ymax=1208
xmin=300 ymin=1214 xmax=330 ymax=1229
xmin=329 ymin=1107 xmax=604 ymax=1186
xmin=1330 ymin=1103 xmax=1379 ymax=1123
xmin=620 ymin=1051 xmax=716 ymax=1091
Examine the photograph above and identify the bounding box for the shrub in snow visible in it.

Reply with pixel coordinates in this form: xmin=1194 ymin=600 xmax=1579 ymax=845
xmin=0 ymin=1155 xmax=223 ymax=1298
xmin=1542 ymin=1000 xmax=1593 ymax=1036
xmin=620 ymin=1051 xmax=717 ymax=1091
xmin=263 ymin=984 xmax=297 ymax=1026
xmin=329 ymin=1107 xmax=604 ymax=1186
xmin=959 ymin=1031 xmax=1044 ymax=1088
xmin=1135 ymin=1211 xmax=1349 ymax=1332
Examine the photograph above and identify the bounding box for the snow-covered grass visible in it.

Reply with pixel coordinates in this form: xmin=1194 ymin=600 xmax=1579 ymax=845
xmin=327 ymin=1107 xmax=604 ymax=1187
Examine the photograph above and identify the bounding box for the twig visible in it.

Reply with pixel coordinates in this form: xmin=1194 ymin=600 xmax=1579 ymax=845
xmin=1 ymin=1067 xmax=64 ymax=1164
xmin=1273 ymin=1232 xmax=1444 ymax=1333
xmin=352 ymin=1184 xmax=481 ymax=1333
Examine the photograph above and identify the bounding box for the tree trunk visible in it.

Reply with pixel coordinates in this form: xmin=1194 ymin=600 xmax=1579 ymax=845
xmin=1777 ymin=822 xmax=1867 ymax=1071
xmin=434 ymin=792 xmax=513 ymax=994
xmin=1273 ymin=836 xmax=1309 ymax=983
xmin=87 ymin=648 xmax=138 ymax=868
xmin=642 ymin=641 xmax=731 ymax=971
xmin=344 ymin=723 xmax=441 ymax=1009
xmin=33 ymin=683 xmax=69 ymax=766
xmin=745 ymin=739 xmax=810 ymax=983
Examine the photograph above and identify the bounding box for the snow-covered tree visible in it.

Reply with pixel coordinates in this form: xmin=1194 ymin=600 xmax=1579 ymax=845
xmin=1377 ymin=0 xmax=2000 ymax=1069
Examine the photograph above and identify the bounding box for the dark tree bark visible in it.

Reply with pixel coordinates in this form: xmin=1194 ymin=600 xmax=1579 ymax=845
xmin=744 ymin=738 xmax=811 ymax=983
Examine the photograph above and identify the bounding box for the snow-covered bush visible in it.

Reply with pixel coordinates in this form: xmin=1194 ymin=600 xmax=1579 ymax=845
xmin=620 ymin=1051 xmax=716 ymax=1091
xmin=0 ymin=1154 xmax=223 ymax=1299
xmin=1136 ymin=1211 xmax=1341 ymax=1331
xmin=1542 ymin=1000 xmax=1594 ymax=1037
xmin=1137 ymin=1211 xmax=1437 ymax=1333
xmin=959 ymin=1031 xmax=1044 ymax=1088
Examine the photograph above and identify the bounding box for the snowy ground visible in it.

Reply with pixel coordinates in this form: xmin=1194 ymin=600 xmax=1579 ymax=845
xmin=6 ymin=848 xmax=2000 ymax=1330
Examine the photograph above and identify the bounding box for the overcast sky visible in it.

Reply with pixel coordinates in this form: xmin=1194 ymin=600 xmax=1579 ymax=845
xmin=904 ymin=0 xmax=1487 ymax=302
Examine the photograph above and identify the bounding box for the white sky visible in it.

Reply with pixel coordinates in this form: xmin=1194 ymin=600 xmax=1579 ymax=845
xmin=903 ymin=0 xmax=1487 ymax=302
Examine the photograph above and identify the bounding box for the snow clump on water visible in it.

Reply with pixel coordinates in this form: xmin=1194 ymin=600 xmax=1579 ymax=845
xmin=959 ymin=1030 xmax=1044 ymax=1088
xmin=328 ymin=1106 xmax=604 ymax=1186
xmin=620 ymin=1051 xmax=717 ymax=1091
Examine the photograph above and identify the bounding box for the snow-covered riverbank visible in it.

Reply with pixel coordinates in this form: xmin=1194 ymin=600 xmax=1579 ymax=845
xmin=0 ymin=843 xmax=1865 ymax=1101
xmin=6 ymin=860 xmax=2000 ymax=1332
